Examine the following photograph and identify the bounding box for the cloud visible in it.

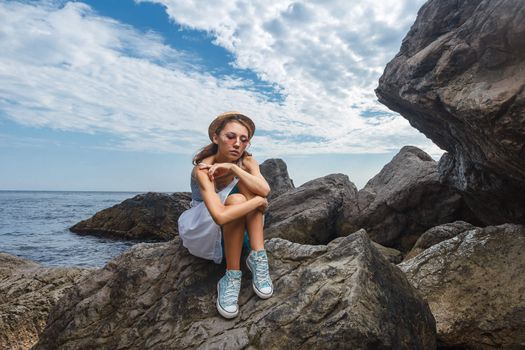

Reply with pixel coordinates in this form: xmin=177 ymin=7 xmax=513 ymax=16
xmin=0 ymin=0 xmax=443 ymax=159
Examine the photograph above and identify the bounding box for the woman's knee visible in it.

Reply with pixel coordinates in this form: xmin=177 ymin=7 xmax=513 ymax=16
xmin=224 ymin=193 xmax=247 ymax=205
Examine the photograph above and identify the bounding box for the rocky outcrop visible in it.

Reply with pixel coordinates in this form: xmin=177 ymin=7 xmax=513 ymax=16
xmin=403 ymin=220 xmax=475 ymax=260
xmin=0 ymin=253 xmax=93 ymax=350
xmin=259 ymin=158 xmax=295 ymax=201
xmin=264 ymin=173 xmax=358 ymax=245
xmin=399 ymin=223 xmax=525 ymax=349
xmin=376 ymin=0 xmax=525 ymax=225
xmin=340 ymin=146 xmax=478 ymax=252
xmin=34 ymin=231 xmax=436 ymax=349
xmin=70 ymin=192 xmax=191 ymax=240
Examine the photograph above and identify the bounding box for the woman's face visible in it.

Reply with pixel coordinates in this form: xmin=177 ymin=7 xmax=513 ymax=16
xmin=213 ymin=121 xmax=250 ymax=161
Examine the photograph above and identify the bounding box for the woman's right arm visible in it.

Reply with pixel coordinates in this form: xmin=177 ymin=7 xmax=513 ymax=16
xmin=195 ymin=168 xmax=266 ymax=226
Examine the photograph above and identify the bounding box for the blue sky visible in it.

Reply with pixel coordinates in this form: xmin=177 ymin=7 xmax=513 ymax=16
xmin=0 ymin=0 xmax=442 ymax=192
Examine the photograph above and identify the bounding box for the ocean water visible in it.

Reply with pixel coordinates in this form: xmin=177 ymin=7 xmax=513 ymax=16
xmin=0 ymin=190 xmax=163 ymax=267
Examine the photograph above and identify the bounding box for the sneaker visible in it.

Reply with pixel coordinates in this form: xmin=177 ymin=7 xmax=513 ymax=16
xmin=216 ymin=269 xmax=242 ymax=319
xmin=246 ymin=249 xmax=273 ymax=299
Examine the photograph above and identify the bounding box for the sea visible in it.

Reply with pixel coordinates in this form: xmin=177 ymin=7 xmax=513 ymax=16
xmin=0 ymin=190 xmax=163 ymax=268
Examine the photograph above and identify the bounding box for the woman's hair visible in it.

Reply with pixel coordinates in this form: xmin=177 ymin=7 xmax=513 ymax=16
xmin=192 ymin=117 xmax=253 ymax=166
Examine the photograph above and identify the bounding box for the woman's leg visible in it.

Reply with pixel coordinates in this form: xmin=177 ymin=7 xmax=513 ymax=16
xmin=222 ymin=193 xmax=247 ymax=270
xmin=236 ymin=182 xmax=265 ymax=251
xmin=236 ymin=182 xmax=273 ymax=299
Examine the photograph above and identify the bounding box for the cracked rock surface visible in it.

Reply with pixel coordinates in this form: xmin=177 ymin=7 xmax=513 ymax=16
xmin=0 ymin=253 xmax=93 ymax=350
xmin=34 ymin=231 xmax=436 ymax=349
xmin=399 ymin=223 xmax=525 ymax=349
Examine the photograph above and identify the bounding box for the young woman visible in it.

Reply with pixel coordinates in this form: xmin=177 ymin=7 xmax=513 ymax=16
xmin=178 ymin=111 xmax=273 ymax=319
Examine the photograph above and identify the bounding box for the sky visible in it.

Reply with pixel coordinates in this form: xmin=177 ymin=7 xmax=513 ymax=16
xmin=0 ymin=0 xmax=442 ymax=192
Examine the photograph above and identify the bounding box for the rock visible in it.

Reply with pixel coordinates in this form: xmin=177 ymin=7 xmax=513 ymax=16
xmin=376 ymin=0 xmax=525 ymax=224
xmin=371 ymin=242 xmax=404 ymax=264
xmin=264 ymin=173 xmax=358 ymax=245
xmin=328 ymin=236 xmax=404 ymax=264
xmin=259 ymin=158 xmax=295 ymax=201
xmin=398 ymin=223 xmax=525 ymax=348
xmin=403 ymin=220 xmax=475 ymax=261
xmin=70 ymin=192 xmax=191 ymax=240
xmin=34 ymin=231 xmax=436 ymax=349
xmin=0 ymin=253 xmax=93 ymax=350
xmin=341 ymin=146 xmax=477 ymax=252
xmin=328 ymin=236 xmax=404 ymax=265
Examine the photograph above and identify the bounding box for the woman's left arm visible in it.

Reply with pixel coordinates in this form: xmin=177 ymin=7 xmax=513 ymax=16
xmin=232 ymin=156 xmax=270 ymax=197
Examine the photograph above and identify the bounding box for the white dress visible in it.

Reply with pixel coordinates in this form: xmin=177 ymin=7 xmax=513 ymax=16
xmin=178 ymin=176 xmax=240 ymax=264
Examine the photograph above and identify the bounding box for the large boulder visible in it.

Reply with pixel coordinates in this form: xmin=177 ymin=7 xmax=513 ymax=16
xmin=70 ymin=192 xmax=191 ymax=240
xmin=399 ymin=223 xmax=525 ymax=348
xmin=376 ymin=0 xmax=525 ymax=224
xmin=259 ymin=158 xmax=295 ymax=201
xmin=264 ymin=173 xmax=358 ymax=244
xmin=340 ymin=146 xmax=477 ymax=252
xmin=0 ymin=253 xmax=93 ymax=350
xmin=34 ymin=231 xmax=436 ymax=349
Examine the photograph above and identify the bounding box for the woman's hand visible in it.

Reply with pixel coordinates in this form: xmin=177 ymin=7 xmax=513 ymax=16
xmin=256 ymin=196 xmax=269 ymax=214
xmin=198 ymin=162 xmax=235 ymax=182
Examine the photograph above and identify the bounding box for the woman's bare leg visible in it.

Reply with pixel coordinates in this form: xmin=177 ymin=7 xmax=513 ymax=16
xmin=222 ymin=194 xmax=247 ymax=270
xmin=236 ymin=182 xmax=265 ymax=251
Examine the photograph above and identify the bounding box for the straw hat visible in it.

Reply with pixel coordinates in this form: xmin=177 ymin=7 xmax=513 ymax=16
xmin=208 ymin=111 xmax=256 ymax=141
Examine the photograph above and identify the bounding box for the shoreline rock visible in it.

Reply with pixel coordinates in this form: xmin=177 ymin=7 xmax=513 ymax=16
xmin=0 ymin=253 xmax=94 ymax=350
xmin=34 ymin=231 xmax=436 ymax=349
xmin=70 ymin=192 xmax=191 ymax=240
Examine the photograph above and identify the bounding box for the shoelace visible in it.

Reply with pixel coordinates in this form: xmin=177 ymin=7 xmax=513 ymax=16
xmin=222 ymin=276 xmax=241 ymax=305
xmin=253 ymin=254 xmax=271 ymax=287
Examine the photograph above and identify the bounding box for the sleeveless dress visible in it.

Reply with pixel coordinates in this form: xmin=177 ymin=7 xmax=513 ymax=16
xmin=177 ymin=166 xmax=250 ymax=264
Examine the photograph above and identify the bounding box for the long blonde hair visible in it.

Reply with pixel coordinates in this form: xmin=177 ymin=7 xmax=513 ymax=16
xmin=193 ymin=117 xmax=253 ymax=166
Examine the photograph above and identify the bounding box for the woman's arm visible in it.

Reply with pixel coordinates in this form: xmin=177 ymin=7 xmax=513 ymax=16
xmin=196 ymin=168 xmax=267 ymax=226
xmin=231 ymin=156 xmax=270 ymax=197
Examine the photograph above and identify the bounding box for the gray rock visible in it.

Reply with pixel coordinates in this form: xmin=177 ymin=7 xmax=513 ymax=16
xmin=264 ymin=173 xmax=358 ymax=244
xmin=70 ymin=192 xmax=191 ymax=240
xmin=403 ymin=220 xmax=476 ymax=261
xmin=34 ymin=231 xmax=436 ymax=349
xmin=371 ymin=242 xmax=404 ymax=264
xmin=399 ymin=223 xmax=525 ymax=349
xmin=376 ymin=0 xmax=525 ymax=224
xmin=329 ymin=235 xmax=404 ymax=264
xmin=341 ymin=146 xmax=477 ymax=252
xmin=259 ymin=158 xmax=295 ymax=201
xmin=0 ymin=253 xmax=93 ymax=350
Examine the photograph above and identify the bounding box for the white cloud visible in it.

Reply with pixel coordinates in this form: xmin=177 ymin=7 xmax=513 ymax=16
xmin=0 ymin=0 xmax=443 ymax=159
